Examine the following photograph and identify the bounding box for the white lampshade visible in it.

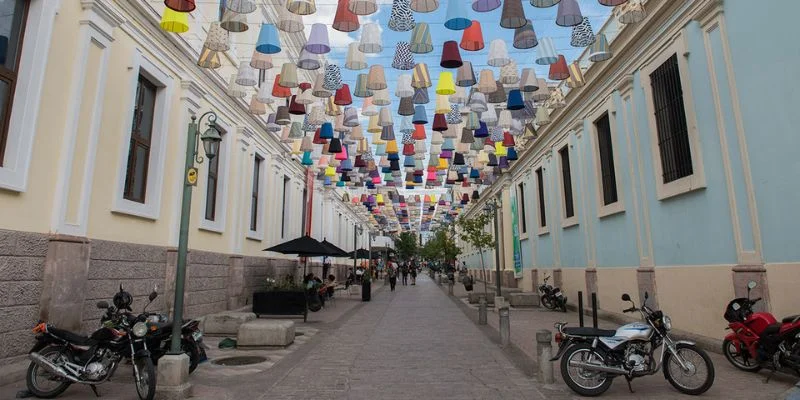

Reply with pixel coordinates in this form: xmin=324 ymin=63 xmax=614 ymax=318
xmin=487 ymin=39 xmax=510 ymax=67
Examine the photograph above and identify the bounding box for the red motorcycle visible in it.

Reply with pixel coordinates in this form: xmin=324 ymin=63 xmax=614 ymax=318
xmin=723 ymin=281 xmax=800 ymax=376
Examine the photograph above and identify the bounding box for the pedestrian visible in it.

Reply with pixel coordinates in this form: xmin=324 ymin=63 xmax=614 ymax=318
xmin=388 ymin=258 xmax=398 ymax=291
xmin=401 ymin=261 xmax=409 ymax=286
xmin=410 ymin=261 xmax=417 ymax=285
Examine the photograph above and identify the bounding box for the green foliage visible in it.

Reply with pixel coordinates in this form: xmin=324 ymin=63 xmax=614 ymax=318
xmin=420 ymin=224 xmax=461 ymax=264
xmin=264 ymin=276 xmax=303 ymax=292
xmin=457 ymin=211 xmax=496 ymax=252
xmin=394 ymin=231 xmax=419 ymax=261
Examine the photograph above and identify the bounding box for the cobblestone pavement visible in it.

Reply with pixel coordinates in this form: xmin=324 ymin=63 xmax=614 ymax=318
xmin=449 ymin=279 xmax=797 ymax=400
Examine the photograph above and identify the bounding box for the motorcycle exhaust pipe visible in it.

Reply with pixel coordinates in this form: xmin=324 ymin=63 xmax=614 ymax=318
xmin=30 ymin=353 xmax=79 ymax=383
xmin=568 ymin=359 xmax=628 ymax=375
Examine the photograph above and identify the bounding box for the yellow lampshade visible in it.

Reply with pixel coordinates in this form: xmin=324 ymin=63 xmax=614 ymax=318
xmin=367 ymin=114 xmax=381 ymax=134
xmin=430 ymin=194 xmax=437 ymax=203
xmin=291 ymin=139 xmax=302 ymax=155
xmin=385 ymin=140 xmax=399 ymax=153
xmin=437 ymin=157 xmax=448 ymax=170
xmin=325 ymin=166 xmax=336 ymax=176
xmin=376 ymin=194 xmax=385 ymax=204
xmin=495 ymin=142 xmax=507 ymax=157
xmin=435 ymin=71 xmax=456 ymax=95
xmin=160 ymin=8 xmax=190 ymax=33
xmin=477 ymin=151 xmax=489 ymax=164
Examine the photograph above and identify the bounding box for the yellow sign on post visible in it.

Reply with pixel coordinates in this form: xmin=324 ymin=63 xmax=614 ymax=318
xmin=186 ymin=167 xmax=198 ymax=186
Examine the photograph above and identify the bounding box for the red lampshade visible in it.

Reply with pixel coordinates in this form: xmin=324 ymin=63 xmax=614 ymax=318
xmin=460 ymin=21 xmax=484 ymax=51
xmin=298 ymin=82 xmax=312 ymax=91
xmin=164 ymin=0 xmax=196 ymax=12
xmin=412 ymin=124 xmax=427 ymax=140
xmin=272 ymin=74 xmax=292 ymax=97
xmin=313 ymin=127 xmax=327 ymax=144
xmin=502 ymin=131 xmax=515 ymax=147
xmin=288 ymin=95 xmax=306 ymax=115
xmin=402 ymin=143 xmax=415 ymax=156
xmin=334 ymin=84 xmax=353 ymax=105
xmin=484 ymin=137 xmax=494 ymax=147
xmin=549 ymin=55 xmax=570 ymax=81
xmin=333 ymin=0 xmax=359 ymax=32
xmin=440 ymin=41 xmax=463 ymax=69
xmin=432 ymin=113 xmax=448 ymax=132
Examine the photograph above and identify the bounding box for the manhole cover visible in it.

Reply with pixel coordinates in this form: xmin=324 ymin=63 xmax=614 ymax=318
xmin=212 ymin=356 xmax=268 ymax=366
xmin=295 ymin=332 xmax=304 ymax=337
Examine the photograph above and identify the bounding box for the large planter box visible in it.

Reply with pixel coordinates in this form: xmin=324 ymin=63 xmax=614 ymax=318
xmin=252 ymin=291 xmax=308 ymax=322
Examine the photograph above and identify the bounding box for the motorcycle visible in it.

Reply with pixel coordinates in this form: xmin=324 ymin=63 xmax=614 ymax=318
xmin=141 ymin=313 xmax=205 ymax=374
xmin=551 ymin=291 xmax=715 ymax=396
xmin=26 ymin=286 xmax=158 ymax=400
xmin=538 ymin=275 xmax=568 ymax=312
xmin=722 ymin=280 xmax=800 ymax=377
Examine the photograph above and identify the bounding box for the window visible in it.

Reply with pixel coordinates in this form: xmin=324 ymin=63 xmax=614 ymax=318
xmin=0 ymin=0 xmax=29 ymax=166
xmin=650 ymin=54 xmax=693 ymax=184
xmin=250 ymin=155 xmax=262 ymax=232
xmin=595 ymin=113 xmax=618 ymax=205
xmin=517 ymin=182 xmax=527 ymax=234
xmin=559 ymin=147 xmax=575 ymax=219
xmin=204 ymin=135 xmax=222 ymax=221
xmin=281 ymin=176 xmax=289 ymax=238
xmin=535 ymin=167 xmax=546 ymax=228
xmin=123 ymin=75 xmax=157 ymax=203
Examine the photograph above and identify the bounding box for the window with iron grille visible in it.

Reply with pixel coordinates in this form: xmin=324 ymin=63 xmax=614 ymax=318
xmin=250 ymin=155 xmax=262 ymax=232
xmin=595 ymin=113 xmax=619 ymax=205
xmin=204 ymin=133 xmax=223 ymax=221
xmin=650 ymin=54 xmax=693 ymax=183
xmin=535 ymin=167 xmax=546 ymax=228
xmin=559 ymin=146 xmax=575 ymax=219
xmin=517 ymin=182 xmax=527 ymax=234
xmin=123 ymin=75 xmax=158 ymax=203
xmin=0 ymin=0 xmax=29 ymax=166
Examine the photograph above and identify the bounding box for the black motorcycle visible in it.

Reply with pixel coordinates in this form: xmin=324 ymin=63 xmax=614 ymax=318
xmin=26 ymin=287 xmax=158 ymax=400
xmin=538 ymin=275 xmax=568 ymax=312
xmin=145 ymin=316 xmax=204 ymax=374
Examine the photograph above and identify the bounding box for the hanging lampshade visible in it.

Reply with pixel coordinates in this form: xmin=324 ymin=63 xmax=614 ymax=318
xmin=220 ymin=10 xmax=247 ymax=33
xmin=197 ymin=46 xmax=221 ymax=69
xmin=412 ymin=105 xmax=428 ymax=125
xmin=556 ymin=0 xmax=583 ymax=27
xmin=204 ymin=22 xmax=230 ymax=52
xmin=319 ymin=122 xmax=335 ymax=139
xmin=432 ymin=114 xmax=448 ymax=132
xmin=500 ymin=0 xmax=527 ymax=29
xmin=445 ymin=1 xmax=471 ymax=30
xmin=410 ymin=0 xmax=438 ymax=13
xmin=460 ymin=21 xmax=484 ymax=52
xmin=378 ymin=107 xmax=394 ymax=127
xmin=472 ymin=0 xmax=500 ymax=12
xmin=549 ymin=55 xmax=570 ymax=80
xmin=368 ymin=116 xmax=382 ymax=135
xmin=342 ymin=106 xmax=360 ymax=127
xmin=345 ymin=43 xmax=367 ymax=71
xmin=400 ymin=116 xmax=415 ymax=134
xmin=312 ymin=72 xmax=332 ymax=98
xmin=446 ymin=104 xmax=462 ymax=124
xmin=165 ymin=0 xmax=196 ymax=12
xmin=409 ymin=23 xmax=433 ymax=54
xmin=297 ymin=49 xmax=321 ymax=70
xmin=276 ymin=6 xmax=303 ymax=32
xmin=477 ymin=69 xmax=496 ymax=93
xmin=372 ymin=88 xmax=391 ymax=106
xmin=386 ymin=139 xmax=399 ymax=153
xmin=235 ymin=61 xmax=257 ymax=86
xmin=254 ymin=25 xmax=281 ymax=56
xmin=507 ymin=89 xmax=524 ymax=110
xmin=440 ymin=41 xmax=463 ymax=69
xmin=391 ymin=42 xmax=415 ymax=70
xmin=160 ymin=8 xmax=189 ymax=33
xmin=275 ymin=105 xmax=291 ymax=125
xmin=227 ymin=0 xmax=256 ymax=13
xmin=430 ymin=130 xmax=445 ymax=145
xmin=334 ymin=84 xmax=353 ymax=106
xmin=531 ymin=0 xmax=560 ymax=7
xmin=535 ymin=106 xmax=551 ymax=126
xmin=398 ymin=96 xmax=415 ymax=116
xmin=349 ymin=0 xmax=378 ymax=15
xmin=450 ymin=86 xmax=467 ymax=104
xmin=295 ymin=82 xmax=315 ymax=105
xmin=328 ymin=137 xmax=343 ymax=154
xmin=571 ymin=17 xmax=595 ymax=48
xmin=367 ymin=65 xmax=387 ymax=90
xmin=468 ymin=91 xmax=488 ymax=112
xmin=500 ymin=60 xmax=519 ymax=84
xmin=323 ymin=64 xmax=343 ymax=91
xmin=288 ymin=95 xmax=306 ymax=115
xmin=498 ymin=111 xmax=513 ymax=130
xmin=279 ymin=126 xmax=292 ymax=143
xmin=589 ymin=33 xmax=612 ymax=62
xmin=412 ymin=124 xmax=426 ymax=140
xmin=548 ymin=87 xmax=566 ymax=109
xmin=566 ymin=61 xmax=585 ymax=88
xmin=305 ymin=23 xmax=331 ymax=55
xmin=326 ymin=96 xmax=342 ymax=116
xmin=359 ymin=23 xmax=382 ymax=53
xmin=353 ymin=73 xmax=373 ymax=97
xmin=395 ymin=74 xmax=414 ymax=98
xmin=482 ymin=106 xmax=498 ymax=125
xmin=519 ymin=68 xmax=539 ymax=92
xmin=532 ymin=78 xmax=550 ymax=101
xmin=618 ymin=0 xmax=646 ymax=24
xmin=226 ymin=75 xmax=247 ymax=98
xmin=333 ymin=0 xmax=360 ymax=32
xmin=248 ymin=95 xmax=267 ymax=115
xmin=351 ymin=125 xmax=365 ymax=141
xmin=474 ymin=121 xmax=489 ymax=138
xmin=460 ymin=127 xmax=475 ymax=143
xmin=487 ymin=39 xmax=510 ymax=67
xmin=513 ymin=19 xmax=538 ymax=49
xmin=412 ymin=87 xmax=429 ymax=104
xmin=362 ymin=97 xmax=378 ymax=116
xmin=436 ymin=71 xmax=456 ymax=95
xmin=456 ymin=61 xmax=477 ymax=87
xmin=389 ymin=0 xmax=415 ymax=31
xmin=250 ymin=51 xmax=273 ymax=71
xmin=288 ymin=122 xmax=304 ymax=140
xmin=287 ymin=0 xmax=316 ymax=15
xmin=435 ymin=94 xmax=450 ymax=114
xmin=535 ymin=37 xmax=558 ymax=65
xmin=600 ymin=0 xmax=628 ymax=5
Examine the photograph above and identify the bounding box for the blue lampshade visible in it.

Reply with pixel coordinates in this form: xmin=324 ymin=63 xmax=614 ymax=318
xmin=470 ymin=167 xmax=480 ymax=178
xmin=375 ymin=143 xmax=386 ymax=156
xmin=442 ymin=138 xmax=455 ymax=151
xmin=474 ymin=121 xmax=489 ymax=137
xmin=323 ymin=176 xmax=332 ymax=185
xmin=506 ymin=147 xmax=518 ymax=161
xmin=255 ymin=24 xmax=281 ymax=54
xmin=412 ymin=105 xmax=428 ymax=124
xmin=404 ymin=156 xmax=416 ymax=167
xmin=507 ymin=89 xmax=524 ymax=110
xmin=414 ymin=175 xmax=423 ymax=184
xmin=336 ymin=180 xmax=345 ymax=187
xmin=387 ymin=152 xmax=400 ymax=161
xmin=445 ymin=1 xmax=472 ymax=30
xmin=301 ymin=151 xmax=313 ymax=165
xmin=319 ymin=122 xmax=334 ymax=139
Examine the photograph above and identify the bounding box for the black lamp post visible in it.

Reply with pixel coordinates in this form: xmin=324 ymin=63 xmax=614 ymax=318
xmin=169 ymin=112 xmax=220 ymax=354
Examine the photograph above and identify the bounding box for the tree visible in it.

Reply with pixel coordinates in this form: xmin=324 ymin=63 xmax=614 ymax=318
xmin=456 ymin=210 xmax=496 ymax=297
xmin=420 ymin=224 xmax=461 ymax=271
xmin=394 ymin=231 xmax=419 ymax=261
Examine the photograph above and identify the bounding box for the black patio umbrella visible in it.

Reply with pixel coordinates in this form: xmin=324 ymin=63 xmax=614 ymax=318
xmin=320 ymin=239 xmax=350 ymax=257
xmin=349 ymin=248 xmax=371 ymax=259
xmin=264 ymin=235 xmax=334 ymax=276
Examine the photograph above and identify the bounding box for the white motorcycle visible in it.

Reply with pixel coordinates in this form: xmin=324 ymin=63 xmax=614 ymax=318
xmin=551 ymin=292 xmax=715 ymax=396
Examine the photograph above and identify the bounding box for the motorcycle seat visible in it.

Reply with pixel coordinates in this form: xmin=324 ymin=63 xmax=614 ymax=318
xmin=563 ymin=327 xmax=617 ymax=337
xmin=782 ymin=315 xmax=800 ymax=324
xmin=48 ymin=326 xmax=96 ymax=346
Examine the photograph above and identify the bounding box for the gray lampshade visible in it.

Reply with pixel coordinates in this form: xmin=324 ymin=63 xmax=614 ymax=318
xmin=389 ymin=0 xmax=416 ymax=32
xmin=456 ymin=61 xmax=476 ymax=87
xmin=398 ymin=96 xmax=415 ymax=115
xmin=500 ymin=0 xmax=527 ymax=29
xmin=556 ymin=0 xmax=583 ymax=27
xmin=513 ymin=19 xmax=538 ymax=49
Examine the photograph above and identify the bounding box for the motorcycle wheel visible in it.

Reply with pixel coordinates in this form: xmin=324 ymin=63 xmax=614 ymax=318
xmin=541 ymin=295 xmax=555 ymax=310
xmin=722 ymin=339 xmax=761 ymax=372
xmin=134 ymin=356 xmax=156 ymax=400
xmin=663 ymin=343 xmax=715 ymax=395
xmin=560 ymin=343 xmax=613 ymax=397
xmin=182 ymin=339 xmax=200 ymax=374
xmin=26 ymin=346 xmax=72 ymax=399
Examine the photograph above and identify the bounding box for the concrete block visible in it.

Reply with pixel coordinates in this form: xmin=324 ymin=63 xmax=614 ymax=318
xmin=156 ymin=353 xmax=191 ymax=400
xmin=202 ymin=311 xmax=256 ymax=335
xmin=501 ymin=288 xmax=523 ymax=302
xmin=237 ymin=319 xmax=295 ymax=347
xmin=509 ymin=293 xmax=538 ymax=307
xmin=468 ymin=292 xmax=495 ymax=304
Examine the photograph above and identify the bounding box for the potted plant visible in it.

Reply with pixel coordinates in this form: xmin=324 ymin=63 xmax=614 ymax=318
xmin=252 ymin=275 xmax=308 ymax=321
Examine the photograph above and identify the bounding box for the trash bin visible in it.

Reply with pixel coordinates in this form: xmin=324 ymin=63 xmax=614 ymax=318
xmin=361 ymin=280 xmax=371 ymax=301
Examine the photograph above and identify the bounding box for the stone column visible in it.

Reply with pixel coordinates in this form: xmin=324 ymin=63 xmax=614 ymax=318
xmin=636 ymin=267 xmax=658 ymax=310
xmin=732 ymin=265 xmax=769 ymax=312
xmin=585 ymin=268 xmax=598 ymax=307
xmin=39 ymin=235 xmax=91 ymax=332
xmin=227 ymin=255 xmax=244 ymax=310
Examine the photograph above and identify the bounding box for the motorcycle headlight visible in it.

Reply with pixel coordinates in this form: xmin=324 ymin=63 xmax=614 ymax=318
xmin=662 ymin=315 xmax=672 ymax=331
xmin=132 ymin=322 xmax=148 ymax=337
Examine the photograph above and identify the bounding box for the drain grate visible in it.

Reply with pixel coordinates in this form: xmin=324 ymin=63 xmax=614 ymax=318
xmin=212 ymin=356 xmax=268 ymax=366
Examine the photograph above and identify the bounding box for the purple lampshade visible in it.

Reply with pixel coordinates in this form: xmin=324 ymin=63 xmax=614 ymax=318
xmin=556 ymin=0 xmax=583 ymax=27
xmin=305 ymin=23 xmax=331 ymax=54
xmin=472 ymin=0 xmax=500 ymax=12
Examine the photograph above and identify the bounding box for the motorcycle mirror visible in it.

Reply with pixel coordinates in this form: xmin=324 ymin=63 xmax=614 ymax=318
xmin=644 ymin=291 xmax=649 ymax=300
xmin=621 ymin=293 xmax=631 ymax=302
xmin=96 ymin=301 xmax=109 ymax=309
xmin=747 ymin=281 xmax=757 ymax=290
xmin=148 ymin=291 xmax=158 ymax=302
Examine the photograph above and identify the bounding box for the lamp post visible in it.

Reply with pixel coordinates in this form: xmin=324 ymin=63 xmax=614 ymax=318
xmin=484 ymin=198 xmax=502 ymax=298
xmin=353 ymin=224 xmax=363 ymax=272
xmin=169 ymin=112 xmax=221 ymax=354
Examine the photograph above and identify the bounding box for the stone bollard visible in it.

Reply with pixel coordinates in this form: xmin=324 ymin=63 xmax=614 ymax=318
xmin=536 ymin=330 xmax=555 ymax=384
xmin=478 ymin=295 xmax=488 ymax=325
xmin=499 ymin=305 xmax=510 ymax=348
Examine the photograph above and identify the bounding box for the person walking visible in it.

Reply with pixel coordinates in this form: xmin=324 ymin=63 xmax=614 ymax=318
xmin=401 ymin=261 xmax=409 ymax=286
xmin=410 ymin=260 xmax=417 ymax=285
xmin=387 ymin=258 xmax=398 ymax=291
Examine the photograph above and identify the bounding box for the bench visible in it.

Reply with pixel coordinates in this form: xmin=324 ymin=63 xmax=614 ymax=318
xmin=202 ymin=312 xmax=256 ymax=336
xmin=509 ymin=293 xmax=539 ymax=307
xmin=467 ymin=292 xmax=495 ymax=305
xmin=237 ymin=319 xmax=295 ymax=348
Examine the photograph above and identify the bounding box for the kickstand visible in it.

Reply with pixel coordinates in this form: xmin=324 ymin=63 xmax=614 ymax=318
xmin=90 ymin=385 xmax=101 ymax=397
xmin=625 ymin=377 xmax=635 ymax=393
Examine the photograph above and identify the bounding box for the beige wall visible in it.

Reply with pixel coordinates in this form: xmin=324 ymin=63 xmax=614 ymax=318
xmin=595 ymin=268 xmax=638 ymax=311
xmin=766 ymin=263 xmax=800 ymax=320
